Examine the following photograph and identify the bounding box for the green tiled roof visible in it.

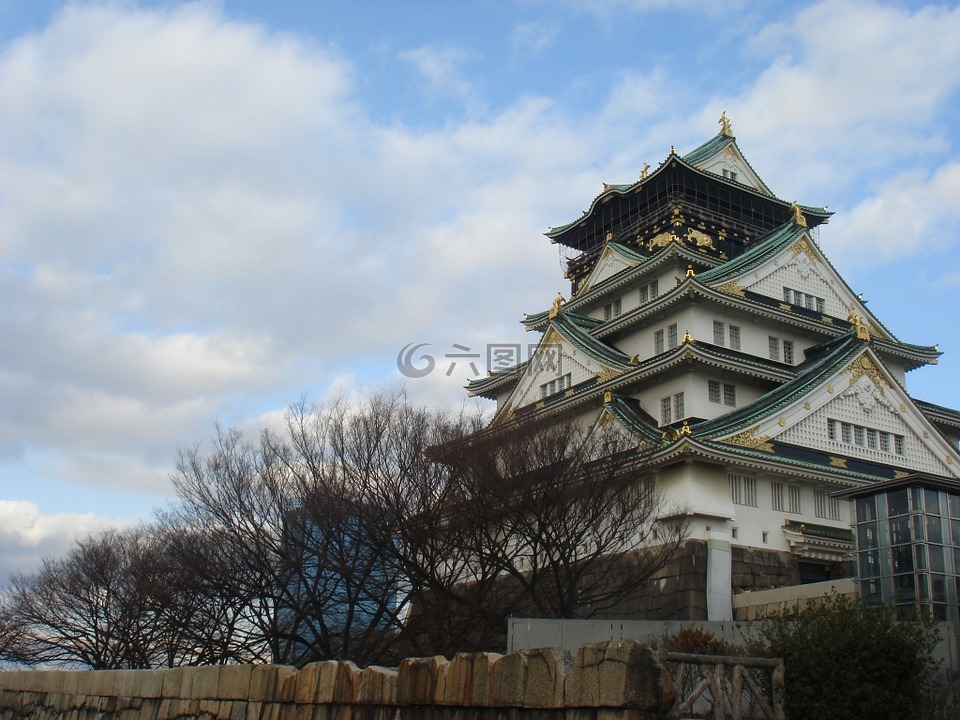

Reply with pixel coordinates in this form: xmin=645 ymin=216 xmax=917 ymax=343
xmin=692 ymin=333 xmax=865 ymax=439
xmin=698 ymin=220 xmax=803 ymax=285
xmin=603 ymin=395 xmax=667 ymax=446
xmin=550 ymin=312 xmax=634 ymax=370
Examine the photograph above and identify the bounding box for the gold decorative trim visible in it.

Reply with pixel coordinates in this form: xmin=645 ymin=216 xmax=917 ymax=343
xmin=899 ymin=403 xmax=907 ymax=412
xmin=828 ymin=384 xmax=835 ymax=394
xmin=536 ymin=401 xmax=545 ymax=409
xmin=564 ymin=389 xmax=574 ymax=398
xmin=778 ymin=418 xmax=786 ymax=427
xmin=947 ymin=456 xmax=954 ymax=465
xmin=829 ymin=456 xmax=848 ymax=468
xmin=725 ymin=426 xmax=774 ymax=453
xmin=842 ymin=355 xmax=892 ymax=393
xmin=821 ymin=316 xmax=834 ymax=325
xmin=595 ymin=367 xmax=620 ymax=383
xmin=804 ymin=401 xmax=811 ymax=410
xmin=686 ymin=228 xmax=715 ymax=250
xmin=791 ymin=202 xmax=808 ymax=228
xmin=647 ymin=230 xmax=683 ymax=251
xmin=790 ymin=237 xmax=818 ymax=262
xmin=603 ymin=391 xmax=613 ymax=404
xmin=716 ymin=279 xmax=746 ymax=297
xmin=894 ymin=470 xmax=911 ymax=480
xmin=779 ymin=303 xmax=792 ymax=312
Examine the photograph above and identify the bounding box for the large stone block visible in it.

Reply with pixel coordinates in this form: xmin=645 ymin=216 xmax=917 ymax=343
xmin=357 ymin=666 xmax=398 ymax=705
xmin=520 ymin=648 xmax=571 ymax=709
xmin=489 ymin=651 xmax=525 ymax=707
xmin=189 ymin=666 xmax=221 ymax=699
xmin=396 ymin=656 xmax=449 ymax=705
xmin=441 ymin=652 xmax=501 ymax=706
xmin=564 ymin=641 xmax=674 ymax=714
xmin=219 ymin=666 xmax=254 ymax=701
xmin=250 ymin=665 xmax=298 ymax=703
xmin=295 ymin=664 xmax=324 ymax=704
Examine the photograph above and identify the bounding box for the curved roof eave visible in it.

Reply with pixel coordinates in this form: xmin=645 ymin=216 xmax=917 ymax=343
xmin=545 ymin=150 xmax=831 ymax=243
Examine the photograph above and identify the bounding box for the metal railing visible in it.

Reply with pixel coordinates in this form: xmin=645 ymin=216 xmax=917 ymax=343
xmin=658 ymin=652 xmax=785 ymax=720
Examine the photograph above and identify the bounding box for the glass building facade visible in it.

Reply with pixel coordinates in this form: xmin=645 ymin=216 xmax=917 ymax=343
xmin=845 ymin=475 xmax=960 ymax=622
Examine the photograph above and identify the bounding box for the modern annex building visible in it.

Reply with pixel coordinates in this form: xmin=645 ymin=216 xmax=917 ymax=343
xmin=467 ymin=116 xmax=960 ymax=622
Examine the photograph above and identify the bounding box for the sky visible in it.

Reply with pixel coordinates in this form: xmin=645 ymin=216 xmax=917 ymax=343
xmin=1 ymin=0 xmax=959 ymax=581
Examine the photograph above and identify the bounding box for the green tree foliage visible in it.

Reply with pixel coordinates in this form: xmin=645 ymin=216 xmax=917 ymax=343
xmin=759 ymin=594 xmax=940 ymax=720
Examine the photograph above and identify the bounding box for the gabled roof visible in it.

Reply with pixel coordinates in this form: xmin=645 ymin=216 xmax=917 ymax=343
xmin=681 ymin=131 xmax=775 ymax=196
xmin=691 ymin=333 xmax=865 ymax=439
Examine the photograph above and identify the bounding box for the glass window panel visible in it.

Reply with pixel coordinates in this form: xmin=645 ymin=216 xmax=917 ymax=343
xmin=929 ymin=545 xmax=946 ymax=574
xmin=925 ymin=488 xmax=941 ymax=515
xmin=911 ymin=487 xmax=923 ymax=512
xmin=952 ymin=519 xmax=960 ymax=547
xmin=894 ymin=574 xmax=916 ymax=603
xmin=918 ymin=573 xmax=930 ymax=601
xmin=915 ymin=545 xmax=927 ymax=572
xmin=927 ymin=516 xmax=944 ymax=544
xmin=858 ymin=550 xmax=881 ymax=578
xmin=892 ymin=544 xmax=914 ymax=574
xmin=932 ymin=574 xmax=947 ymax=603
xmin=889 ymin=516 xmax=911 ymax=545
xmin=888 ymin=489 xmax=910 ymax=517
xmin=860 ymin=579 xmax=882 ymax=602
xmin=856 ymin=496 xmax=877 ymax=522
xmin=949 ymin=493 xmax=960 ymax=519
xmin=858 ymin=522 xmax=879 ymax=549
xmin=933 ymin=604 xmax=948 ymax=622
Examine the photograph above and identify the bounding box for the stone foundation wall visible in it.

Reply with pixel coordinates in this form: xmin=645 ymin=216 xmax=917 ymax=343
xmin=0 ymin=641 xmax=676 ymax=720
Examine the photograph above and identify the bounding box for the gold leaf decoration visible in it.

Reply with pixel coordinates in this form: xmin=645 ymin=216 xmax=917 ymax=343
xmin=829 ymin=456 xmax=848 ymax=468
xmin=595 ymin=367 xmax=620 ymax=383
xmin=724 ymin=426 xmax=774 ymax=453
xmin=716 ymin=279 xmax=747 ymax=297
xmin=842 ymin=355 xmax=893 ymax=393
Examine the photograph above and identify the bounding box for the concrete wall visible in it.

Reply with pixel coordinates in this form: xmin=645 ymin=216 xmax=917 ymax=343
xmin=0 ymin=641 xmax=677 ymax=720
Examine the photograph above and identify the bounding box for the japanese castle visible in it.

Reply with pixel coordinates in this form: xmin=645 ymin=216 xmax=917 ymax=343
xmin=466 ymin=115 xmax=960 ymax=622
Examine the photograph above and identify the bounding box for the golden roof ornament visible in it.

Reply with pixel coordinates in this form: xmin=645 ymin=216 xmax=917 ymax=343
xmin=549 ymin=292 xmax=565 ymax=319
xmin=685 ymin=264 xmax=696 ymax=278
xmin=848 ymin=304 xmax=872 ymax=341
xmin=683 ymin=329 xmax=692 ymax=343
xmin=791 ymin=202 xmax=808 ymax=228
xmin=603 ymin=391 xmax=613 ymax=404
xmin=719 ymin=111 xmax=733 ymax=137
xmin=641 ymin=162 xmax=650 ymax=179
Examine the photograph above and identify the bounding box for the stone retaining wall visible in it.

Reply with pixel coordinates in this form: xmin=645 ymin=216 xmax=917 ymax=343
xmin=0 ymin=640 xmax=676 ymax=720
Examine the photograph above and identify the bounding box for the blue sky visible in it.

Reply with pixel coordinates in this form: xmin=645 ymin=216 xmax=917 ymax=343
xmin=1 ymin=0 xmax=959 ymax=579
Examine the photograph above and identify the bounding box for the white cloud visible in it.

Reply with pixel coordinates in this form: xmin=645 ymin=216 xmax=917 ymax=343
xmin=827 ymin=162 xmax=960 ymax=268
xmin=0 ymin=500 xmax=125 ymax=581
xmin=398 ymin=44 xmax=477 ymax=106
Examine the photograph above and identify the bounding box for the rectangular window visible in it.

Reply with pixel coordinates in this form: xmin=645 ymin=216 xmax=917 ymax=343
xmin=879 ymin=432 xmax=891 ymax=452
xmin=895 ymin=435 xmax=905 ymax=455
xmin=713 ymin=320 xmax=725 ymax=346
xmin=827 ymin=419 xmax=838 ymax=441
xmin=816 ymin=298 xmax=825 ymax=314
xmin=613 ymin=298 xmax=622 ymax=317
xmin=841 ymin=422 xmax=853 ymax=444
xmin=805 ymin=294 xmax=816 ymax=310
xmin=783 ymin=287 xmax=791 ymax=303
xmin=815 ymin=490 xmax=842 ymax=520
xmin=723 ymin=383 xmax=737 ymax=407
xmin=788 ymin=485 xmax=802 ymax=514
xmin=729 ymin=325 xmax=741 ymax=351
xmin=709 ymin=380 xmax=721 ymax=403
xmin=654 ymin=329 xmax=665 ymax=354
xmin=668 ymin=323 xmax=679 ymax=349
xmin=674 ymin=392 xmax=685 ymax=420
xmin=772 ymin=482 xmax=785 ymax=511
xmin=603 ymin=304 xmax=612 ymax=320
xmin=660 ymin=397 xmax=672 ymax=425
xmin=639 ymin=286 xmax=648 ymax=303
xmin=730 ymin=474 xmax=758 ymax=507
xmin=650 ymin=280 xmax=659 ymax=298
xmin=769 ymin=336 xmax=780 ymax=361
xmin=783 ymin=340 xmax=795 ymax=365
xmin=854 ymin=426 xmax=865 ymax=446
xmin=867 ymin=428 xmax=878 ymax=450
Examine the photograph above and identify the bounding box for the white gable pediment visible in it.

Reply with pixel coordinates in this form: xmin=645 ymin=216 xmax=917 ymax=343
xmin=721 ymin=351 xmax=959 ymax=478
xmin=737 ymin=234 xmax=888 ymax=338
xmin=579 ymin=244 xmax=642 ymax=295
xmin=695 ymin=144 xmax=770 ymax=195
xmin=499 ymin=328 xmax=619 ymax=415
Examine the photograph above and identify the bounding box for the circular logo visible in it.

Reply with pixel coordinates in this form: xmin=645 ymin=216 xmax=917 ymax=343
xmin=396 ymin=342 xmax=435 ymax=378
